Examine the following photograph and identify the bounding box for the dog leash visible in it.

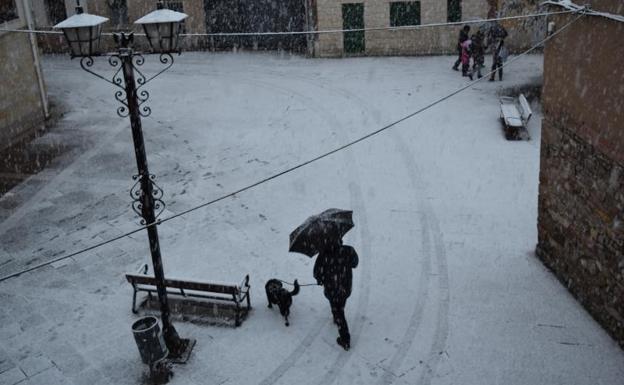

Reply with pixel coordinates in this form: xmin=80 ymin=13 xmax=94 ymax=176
xmin=277 ymin=279 xmax=320 ymax=287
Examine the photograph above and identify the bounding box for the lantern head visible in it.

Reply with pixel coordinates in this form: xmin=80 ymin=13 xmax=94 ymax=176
xmin=54 ymin=6 xmax=109 ymax=57
xmin=134 ymin=9 xmax=188 ymax=53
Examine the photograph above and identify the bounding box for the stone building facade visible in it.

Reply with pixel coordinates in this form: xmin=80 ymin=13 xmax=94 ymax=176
xmin=0 ymin=0 xmax=48 ymax=150
xmin=310 ymin=0 xmax=547 ymax=57
xmin=33 ymin=0 xmax=307 ymax=53
xmin=537 ymin=0 xmax=624 ymax=348
xmin=33 ymin=0 xmax=207 ymax=52
xmin=312 ymin=0 xmax=490 ymax=57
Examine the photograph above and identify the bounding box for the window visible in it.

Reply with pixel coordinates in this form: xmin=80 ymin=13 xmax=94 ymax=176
xmin=390 ymin=1 xmax=420 ymax=27
xmin=447 ymin=0 xmax=461 ymax=22
xmin=0 ymin=0 xmax=18 ymax=23
xmin=45 ymin=0 xmax=67 ymax=26
xmin=107 ymin=0 xmax=128 ymax=26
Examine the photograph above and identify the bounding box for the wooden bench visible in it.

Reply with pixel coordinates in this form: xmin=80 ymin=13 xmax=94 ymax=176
xmin=126 ymin=265 xmax=251 ymax=326
xmin=500 ymin=93 xmax=532 ymax=140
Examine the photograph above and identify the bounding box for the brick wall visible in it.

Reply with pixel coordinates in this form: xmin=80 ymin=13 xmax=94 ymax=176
xmin=537 ymin=7 xmax=624 ymax=348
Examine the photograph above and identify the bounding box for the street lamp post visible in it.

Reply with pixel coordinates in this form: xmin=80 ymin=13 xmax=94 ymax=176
xmin=54 ymin=1 xmax=194 ymax=362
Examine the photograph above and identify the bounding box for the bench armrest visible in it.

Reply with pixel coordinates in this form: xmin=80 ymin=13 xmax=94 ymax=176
xmin=239 ymin=275 xmax=250 ymax=292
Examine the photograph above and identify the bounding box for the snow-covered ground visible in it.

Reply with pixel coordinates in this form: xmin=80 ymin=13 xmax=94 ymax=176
xmin=0 ymin=52 xmax=622 ymax=385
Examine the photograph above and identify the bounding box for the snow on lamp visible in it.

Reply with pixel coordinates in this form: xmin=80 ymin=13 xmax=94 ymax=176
xmin=134 ymin=7 xmax=188 ymax=54
xmin=54 ymin=3 xmax=108 ymax=57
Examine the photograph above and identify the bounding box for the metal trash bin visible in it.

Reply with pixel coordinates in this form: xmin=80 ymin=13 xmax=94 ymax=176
xmin=131 ymin=316 xmax=168 ymax=365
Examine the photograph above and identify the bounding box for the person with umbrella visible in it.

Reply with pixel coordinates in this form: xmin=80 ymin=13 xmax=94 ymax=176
xmin=314 ymin=234 xmax=358 ymax=350
xmin=289 ymin=209 xmax=359 ymax=351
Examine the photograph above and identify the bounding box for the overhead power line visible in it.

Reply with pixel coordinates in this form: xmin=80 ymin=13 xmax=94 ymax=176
xmin=0 ymin=11 xmax=585 ymax=283
xmin=0 ymin=9 xmax=575 ymax=37
xmin=186 ymin=10 xmax=576 ymax=36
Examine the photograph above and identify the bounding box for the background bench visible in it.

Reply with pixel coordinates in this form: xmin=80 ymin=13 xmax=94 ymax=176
xmin=126 ymin=265 xmax=251 ymax=326
xmin=500 ymin=93 xmax=532 ymax=140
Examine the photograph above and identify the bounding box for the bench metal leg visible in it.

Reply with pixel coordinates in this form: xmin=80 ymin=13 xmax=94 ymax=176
xmin=131 ymin=287 xmax=138 ymax=314
xmin=234 ymin=294 xmax=241 ymax=327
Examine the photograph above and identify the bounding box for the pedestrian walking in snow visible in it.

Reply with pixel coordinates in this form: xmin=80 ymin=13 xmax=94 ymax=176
xmin=313 ymin=236 xmax=359 ymax=351
xmin=487 ymin=23 xmax=508 ymax=81
xmin=471 ymin=31 xmax=485 ymax=79
xmin=461 ymin=38 xmax=473 ymax=80
xmin=289 ymin=208 xmax=358 ymax=350
xmin=452 ymin=25 xmax=471 ymax=71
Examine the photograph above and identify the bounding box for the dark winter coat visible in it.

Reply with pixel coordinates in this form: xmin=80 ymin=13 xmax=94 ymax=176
xmin=457 ymin=28 xmax=470 ymax=52
xmin=314 ymin=245 xmax=359 ymax=303
xmin=493 ymin=39 xmax=506 ymax=65
xmin=458 ymin=29 xmax=469 ymax=44
xmin=489 ymin=24 xmax=508 ymax=40
xmin=471 ymin=32 xmax=485 ymax=65
xmin=487 ymin=24 xmax=507 ymax=52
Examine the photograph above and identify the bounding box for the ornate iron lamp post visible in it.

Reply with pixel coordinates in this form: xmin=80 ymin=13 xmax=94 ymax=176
xmin=54 ymin=1 xmax=194 ymax=362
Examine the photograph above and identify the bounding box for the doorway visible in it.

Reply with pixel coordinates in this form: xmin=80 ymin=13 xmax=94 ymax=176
xmin=342 ymin=3 xmax=364 ymax=54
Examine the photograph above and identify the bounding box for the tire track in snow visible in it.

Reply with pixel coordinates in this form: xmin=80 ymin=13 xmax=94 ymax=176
xmin=316 ymin=180 xmax=372 ymax=385
xmin=283 ymin=76 xmax=439 ymax=385
xmin=279 ymin=75 xmax=438 ymax=385
xmin=262 ymin=72 xmax=380 ymax=385
xmin=314 ymin=71 xmax=449 ymax=385
xmin=377 ymin=210 xmax=432 ymax=385
xmin=418 ymin=211 xmax=450 ymax=385
xmin=389 ymin=132 xmax=450 ymax=385
xmin=244 ymin=75 xmax=372 ymax=385
xmin=258 ymin=319 xmax=330 ymax=385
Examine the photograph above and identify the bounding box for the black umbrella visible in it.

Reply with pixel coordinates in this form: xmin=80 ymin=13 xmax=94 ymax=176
xmin=289 ymin=208 xmax=354 ymax=257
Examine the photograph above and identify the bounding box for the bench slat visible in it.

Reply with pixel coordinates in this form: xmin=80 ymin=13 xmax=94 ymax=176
xmin=126 ymin=274 xmax=240 ymax=295
xmin=519 ymin=94 xmax=532 ymax=122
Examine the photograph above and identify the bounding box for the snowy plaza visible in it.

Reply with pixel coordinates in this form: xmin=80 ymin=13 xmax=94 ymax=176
xmin=0 ymin=51 xmax=622 ymax=385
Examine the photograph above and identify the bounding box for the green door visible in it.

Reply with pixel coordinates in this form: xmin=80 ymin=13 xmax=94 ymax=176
xmin=342 ymin=3 xmax=365 ymax=54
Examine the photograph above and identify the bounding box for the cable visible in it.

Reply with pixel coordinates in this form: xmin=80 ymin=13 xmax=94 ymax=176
xmin=0 ymin=226 xmax=145 ymax=282
xmin=188 ymin=10 xmax=576 ymax=37
xmin=157 ymin=12 xmax=584 ymax=225
xmin=0 ymin=12 xmax=584 ymax=283
xmin=277 ymin=279 xmax=320 ymax=287
xmin=1 ymin=9 xmax=574 ymax=37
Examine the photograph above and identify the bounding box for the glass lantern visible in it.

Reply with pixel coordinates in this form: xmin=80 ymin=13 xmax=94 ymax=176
xmin=54 ymin=7 xmax=109 ymax=57
xmin=134 ymin=9 xmax=188 ymax=53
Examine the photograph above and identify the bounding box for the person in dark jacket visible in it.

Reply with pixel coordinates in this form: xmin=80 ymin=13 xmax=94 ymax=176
xmin=452 ymin=25 xmax=471 ymax=71
xmin=487 ymin=23 xmax=508 ymax=81
xmin=471 ymin=31 xmax=485 ymax=78
xmin=314 ymin=236 xmax=359 ymax=351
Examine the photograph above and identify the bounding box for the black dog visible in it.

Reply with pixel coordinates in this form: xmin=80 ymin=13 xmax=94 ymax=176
xmin=265 ymin=279 xmax=300 ymax=326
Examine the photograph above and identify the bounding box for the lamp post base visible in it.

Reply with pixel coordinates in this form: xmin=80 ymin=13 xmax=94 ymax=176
xmin=167 ymin=338 xmax=196 ymax=364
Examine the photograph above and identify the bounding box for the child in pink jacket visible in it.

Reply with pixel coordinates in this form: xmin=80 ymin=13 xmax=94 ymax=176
xmin=461 ymin=39 xmax=473 ymax=80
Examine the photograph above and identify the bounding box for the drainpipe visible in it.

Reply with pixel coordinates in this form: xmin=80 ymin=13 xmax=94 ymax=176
xmin=22 ymin=0 xmax=49 ymax=120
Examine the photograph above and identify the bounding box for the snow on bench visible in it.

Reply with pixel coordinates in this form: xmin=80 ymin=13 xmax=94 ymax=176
xmin=500 ymin=93 xmax=532 ymax=140
xmin=126 ymin=264 xmax=251 ymax=326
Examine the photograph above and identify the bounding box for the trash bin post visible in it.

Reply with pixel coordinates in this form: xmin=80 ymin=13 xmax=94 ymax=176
xmin=132 ymin=316 xmax=173 ymax=383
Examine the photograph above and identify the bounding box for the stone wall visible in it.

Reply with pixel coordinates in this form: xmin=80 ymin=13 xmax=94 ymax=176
xmin=0 ymin=28 xmax=47 ymax=150
xmin=496 ymin=0 xmax=546 ymax=51
xmin=314 ymin=0 xmax=490 ymax=57
xmin=312 ymin=0 xmax=550 ymax=57
xmin=537 ymin=6 xmax=624 ymax=348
